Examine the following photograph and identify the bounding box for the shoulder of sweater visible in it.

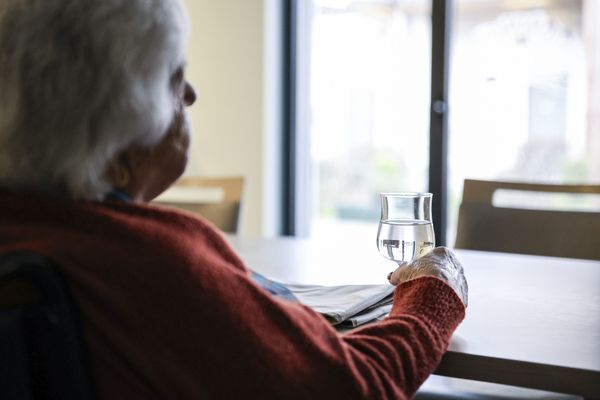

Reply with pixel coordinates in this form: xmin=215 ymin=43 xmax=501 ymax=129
xmin=85 ymin=200 xmax=247 ymax=270
xmin=0 ymin=191 xmax=247 ymax=274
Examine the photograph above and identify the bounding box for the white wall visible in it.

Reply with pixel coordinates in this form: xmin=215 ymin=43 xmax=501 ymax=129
xmin=183 ymin=0 xmax=281 ymax=237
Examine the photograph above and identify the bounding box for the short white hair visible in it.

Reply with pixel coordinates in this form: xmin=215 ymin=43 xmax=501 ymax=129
xmin=0 ymin=0 xmax=189 ymax=199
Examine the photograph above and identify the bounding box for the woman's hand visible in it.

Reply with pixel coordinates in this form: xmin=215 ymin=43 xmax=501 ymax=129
xmin=388 ymin=247 xmax=468 ymax=306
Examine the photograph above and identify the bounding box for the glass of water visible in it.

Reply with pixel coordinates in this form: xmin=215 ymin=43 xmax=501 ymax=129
xmin=377 ymin=193 xmax=435 ymax=264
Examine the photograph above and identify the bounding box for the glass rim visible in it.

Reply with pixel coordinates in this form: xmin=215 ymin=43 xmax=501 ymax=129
xmin=380 ymin=192 xmax=432 ymax=198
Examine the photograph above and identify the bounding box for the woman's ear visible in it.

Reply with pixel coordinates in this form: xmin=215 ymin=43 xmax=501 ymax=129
xmin=105 ymin=153 xmax=131 ymax=189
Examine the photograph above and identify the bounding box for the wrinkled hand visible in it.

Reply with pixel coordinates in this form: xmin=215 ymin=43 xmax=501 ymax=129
xmin=387 ymin=247 xmax=468 ymax=306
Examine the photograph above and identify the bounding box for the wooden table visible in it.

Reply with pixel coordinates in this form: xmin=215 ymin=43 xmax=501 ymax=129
xmin=225 ymin=235 xmax=600 ymax=398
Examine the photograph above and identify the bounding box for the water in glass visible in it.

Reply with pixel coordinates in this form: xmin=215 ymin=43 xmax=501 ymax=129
xmin=377 ymin=219 xmax=435 ymax=263
xmin=377 ymin=193 xmax=435 ymax=265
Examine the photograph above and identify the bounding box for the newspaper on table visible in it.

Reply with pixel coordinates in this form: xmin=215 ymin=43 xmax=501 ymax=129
xmin=250 ymin=271 xmax=395 ymax=328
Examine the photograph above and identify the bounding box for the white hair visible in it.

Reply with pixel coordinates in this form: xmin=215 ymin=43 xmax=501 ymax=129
xmin=0 ymin=0 xmax=189 ymax=199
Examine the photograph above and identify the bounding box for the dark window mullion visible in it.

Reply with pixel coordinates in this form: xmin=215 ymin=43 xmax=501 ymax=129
xmin=429 ymin=0 xmax=452 ymax=246
xmin=282 ymin=0 xmax=297 ymax=236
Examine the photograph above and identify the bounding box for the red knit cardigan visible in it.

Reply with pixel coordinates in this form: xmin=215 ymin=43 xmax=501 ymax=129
xmin=0 ymin=191 xmax=465 ymax=400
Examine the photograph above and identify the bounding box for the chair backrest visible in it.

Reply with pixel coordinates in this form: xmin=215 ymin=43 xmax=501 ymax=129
xmin=154 ymin=176 xmax=244 ymax=233
xmin=455 ymin=179 xmax=600 ymax=260
xmin=0 ymin=252 xmax=95 ymax=400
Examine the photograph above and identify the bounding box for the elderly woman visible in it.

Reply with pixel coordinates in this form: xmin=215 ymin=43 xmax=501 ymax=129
xmin=0 ymin=0 xmax=467 ymax=399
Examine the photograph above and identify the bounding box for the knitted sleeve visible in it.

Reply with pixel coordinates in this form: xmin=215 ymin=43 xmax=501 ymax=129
xmin=341 ymin=277 xmax=465 ymax=399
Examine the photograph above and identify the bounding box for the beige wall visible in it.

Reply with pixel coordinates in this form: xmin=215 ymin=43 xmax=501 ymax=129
xmin=183 ymin=0 xmax=281 ymax=236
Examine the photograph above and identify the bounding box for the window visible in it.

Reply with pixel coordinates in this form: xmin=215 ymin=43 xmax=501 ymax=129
xmin=292 ymin=0 xmax=600 ymax=244
xmin=295 ymin=0 xmax=432 ymax=243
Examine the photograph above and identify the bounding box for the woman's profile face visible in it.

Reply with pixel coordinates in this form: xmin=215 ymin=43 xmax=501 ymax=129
xmin=106 ymin=65 xmax=197 ymax=202
xmin=142 ymin=66 xmax=197 ymax=200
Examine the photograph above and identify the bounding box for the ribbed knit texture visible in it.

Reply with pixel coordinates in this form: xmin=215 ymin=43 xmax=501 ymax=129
xmin=0 ymin=191 xmax=465 ymax=399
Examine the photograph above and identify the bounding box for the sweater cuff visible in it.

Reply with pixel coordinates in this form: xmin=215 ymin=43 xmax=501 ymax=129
xmin=389 ymin=276 xmax=466 ymax=339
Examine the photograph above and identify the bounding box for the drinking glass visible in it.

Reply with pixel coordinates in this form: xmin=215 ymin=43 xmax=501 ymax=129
xmin=376 ymin=193 xmax=435 ymax=264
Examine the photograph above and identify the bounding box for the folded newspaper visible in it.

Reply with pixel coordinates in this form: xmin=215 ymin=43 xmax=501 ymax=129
xmin=251 ymin=271 xmax=395 ymax=328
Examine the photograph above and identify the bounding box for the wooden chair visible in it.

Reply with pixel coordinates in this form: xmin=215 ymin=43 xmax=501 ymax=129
xmin=154 ymin=176 xmax=244 ymax=233
xmin=455 ymin=179 xmax=600 ymax=260
xmin=0 ymin=252 xmax=96 ymax=400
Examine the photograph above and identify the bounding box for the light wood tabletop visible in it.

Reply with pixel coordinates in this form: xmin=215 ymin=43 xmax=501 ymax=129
xmin=225 ymin=235 xmax=600 ymax=398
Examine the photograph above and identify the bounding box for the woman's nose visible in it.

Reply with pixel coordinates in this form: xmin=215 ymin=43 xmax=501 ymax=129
xmin=184 ymin=82 xmax=196 ymax=106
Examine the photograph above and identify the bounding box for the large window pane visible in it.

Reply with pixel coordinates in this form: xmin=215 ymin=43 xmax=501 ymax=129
xmin=302 ymin=0 xmax=432 ymax=242
xmin=448 ymin=0 xmax=600 ymax=244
